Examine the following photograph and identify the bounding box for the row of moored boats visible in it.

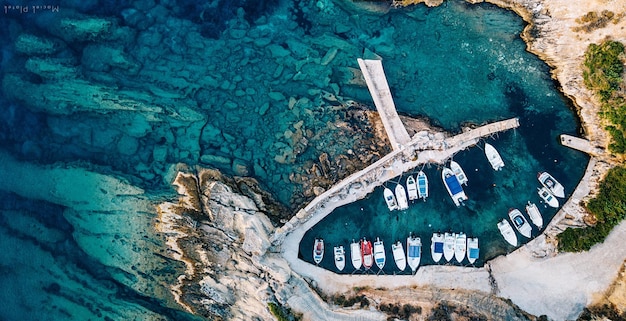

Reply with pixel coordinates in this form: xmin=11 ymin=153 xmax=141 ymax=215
xmin=384 ymin=143 xmax=504 ymax=210
xmin=313 ymin=232 xmax=480 ymax=272
xmin=384 ymin=171 xmax=428 ymax=211
xmin=497 ymin=171 xmax=565 ymax=246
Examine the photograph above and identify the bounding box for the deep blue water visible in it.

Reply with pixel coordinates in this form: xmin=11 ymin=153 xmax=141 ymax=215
xmin=0 ymin=0 xmax=588 ymax=319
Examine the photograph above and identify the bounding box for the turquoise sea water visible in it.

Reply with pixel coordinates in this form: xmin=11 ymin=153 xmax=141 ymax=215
xmin=0 ymin=0 xmax=588 ymax=319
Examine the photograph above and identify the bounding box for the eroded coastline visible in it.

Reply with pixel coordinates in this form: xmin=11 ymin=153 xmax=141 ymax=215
xmin=153 ymin=1 xmax=626 ymax=320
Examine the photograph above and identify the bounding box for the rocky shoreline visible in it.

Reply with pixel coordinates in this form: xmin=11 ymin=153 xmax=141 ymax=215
xmin=152 ymin=1 xmax=626 ymax=320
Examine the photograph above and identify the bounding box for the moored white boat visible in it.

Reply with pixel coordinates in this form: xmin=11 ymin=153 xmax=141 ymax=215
xmin=466 ymin=237 xmax=479 ymax=264
xmin=392 ymin=240 xmax=407 ymax=271
xmin=443 ymin=232 xmax=456 ymax=262
xmin=406 ymin=234 xmax=421 ymax=272
xmin=538 ymin=172 xmax=565 ymax=198
xmin=525 ymin=201 xmax=543 ymax=229
xmin=417 ymin=170 xmax=428 ymax=201
xmin=509 ymin=208 xmax=532 ymax=238
xmin=361 ymin=238 xmax=374 ymax=270
xmin=383 ymin=187 xmax=398 ymax=211
xmin=430 ymin=232 xmax=444 ymax=263
xmin=484 ymin=143 xmax=505 ymax=171
xmin=450 ymin=160 xmax=468 ymax=185
xmin=313 ymin=238 xmax=324 ymax=264
xmin=334 ymin=245 xmax=345 ymax=271
xmin=373 ymin=237 xmax=386 ymax=270
xmin=497 ymin=219 xmax=518 ymax=246
xmin=406 ymin=175 xmax=418 ymax=201
xmin=442 ymin=167 xmax=468 ymax=207
xmin=350 ymin=240 xmax=362 ymax=270
xmin=537 ymin=187 xmax=559 ymax=208
xmin=395 ymin=184 xmax=409 ymax=210
xmin=454 ymin=232 xmax=467 ymax=264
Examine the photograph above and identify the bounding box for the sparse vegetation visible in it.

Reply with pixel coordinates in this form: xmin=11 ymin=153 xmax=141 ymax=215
xmin=578 ymin=303 xmax=626 ymax=320
xmin=331 ymin=294 xmax=370 ymax=308
xmin=558 ymin=166 xmax=626 ymax=251
xmin=582 ymin=39 xmax=626 ymax=153
xmin=268 ymin=302 xmax=301 ymax=321
xmin=573 ymin=11 xmax=623 ymax=33
xmin=379 ymin=302 xmax=422 ymax=320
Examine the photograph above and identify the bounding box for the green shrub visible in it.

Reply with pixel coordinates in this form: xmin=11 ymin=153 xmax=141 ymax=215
xmin=582 ymin=40 xmax=626 ymax=153
xmin=583 ymin=40 xmax=624 ymax=102
xmin=268 ymin=302 xmax=301 ymax=321
xmin=558 ymin=166 xmax=626 ymax=252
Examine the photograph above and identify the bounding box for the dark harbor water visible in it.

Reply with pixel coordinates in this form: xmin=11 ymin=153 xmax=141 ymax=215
xmin=0 ymin=0 xmax=588 ymax=319
xmin=298 ymin=2 xmax=589 ymax=270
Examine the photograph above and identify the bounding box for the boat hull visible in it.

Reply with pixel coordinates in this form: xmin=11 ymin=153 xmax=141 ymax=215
xmin=383 ymin=187 xmax=398 ymax=211
xmin=406 ymin=236 xmax=421 ymax=272
xmin=417 ymin=171 xmax=428 ymax=201
xmin=442 ymin=167 xmax=467 ymax=207
xmin=443 ymin=232 xmax=455 ymax=262
xmin=450 ymin=161 xmax=468 ymax=185
xmin=373 ymin=238 xmax=386 ymax=270
xmin=395 ymin=184 xmax=409 ymax=210
xmin=454 ymin=233 xmax=467 ymax=264
xmin=467 ymin=237 xmax=479 ymax=264
xmin=406 ymin=176 xmax=418 ymax=201
xmin=526 ymin=202 xmax=543 ymax=229
xmin=430 ymin=232 xmax=444 ymax=263
xmin=350 ymin=241 xmax=362 ymax=270
xmin=361 ymin=239 xmax=374 ymax=269
xmin=538 ymin=172 xmax=565 ymax=198
xmin=392 ymin=241 xmax=407 ymax=271
xmin=485 ymin=143 xmax=505 ymax=171
xmin=497 ymin=219 xmax=518 ymax=246
xmin=334 ymin=246 xmax=345 ymax=271
xmin=313 ymin=238 xmax=324 ymax=264
xmin=538 ymin=187 xmax=559 ymax=208
xmin=509 ymin=209 xmax=532 ymax=238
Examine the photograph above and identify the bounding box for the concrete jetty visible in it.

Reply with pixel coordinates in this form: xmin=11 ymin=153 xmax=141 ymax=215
xmin=560 ymin=134 xmax=602 ymax=156
xmin=357 ymin=59 xmax=411 ymax=150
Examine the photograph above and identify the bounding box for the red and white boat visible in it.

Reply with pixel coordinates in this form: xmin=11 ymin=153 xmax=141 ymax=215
xmin=313 ymin=238 xmax=324 ymax=265
xmin=361 ymin=238 xmax=374 ymax=270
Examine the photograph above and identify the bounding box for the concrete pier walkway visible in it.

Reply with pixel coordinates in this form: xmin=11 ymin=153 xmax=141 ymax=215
xmin=560 ymin=134 xmax=602 ymax=155
xmin=357 ymin=59 xmax=411 ymax=150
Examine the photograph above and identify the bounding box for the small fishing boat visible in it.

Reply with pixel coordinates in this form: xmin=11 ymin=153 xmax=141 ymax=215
xmin=537 ymin=187 xmax=559 ymax=208
xmin=392 ymin=240 xmax=407 ymax=271
xmin=466 ymin=237 xmax=479 ymax=264
xmin=334 ymin=245 xmax=345 ymax=271
xmin=406 ymin=234 xmax=422 ymax=272
xmin=442 ymin=167 xmax=468 ymax=207
xmin=525 ymin=201 xmax=543 ymax=229
xmin=537 ymin=172 xmax=565 ymax=198
xmin=484 ymin=143 xmax=505 ymax=171
xmin=417 ymin=170 xmax=429 ymax=201
xmin=383 ymin=187 xmax=398 ymax=211
xmin=497 ymin=219 xmax=518 ymax=246
xmin=350 ymin=240 xmax=362 ymax=270
xmin=450 ymin=160 xmax=468 ymax=185
xmin=443 ymin=232 xmax=456 ymax=262
xmin=509 ymin=208 xmax=532 ymax=238
xmin=454 ymin=232 xmax=467 ymax=264
xmin=361 ymin=238 xmax=374 ymax=270
xmin=395 ymin=184 xmax=409 ymax=210
xmin=406 ymin=175 xmax=418 ymax=201
xmin=373 ymin=237 xmax=386 ymax=270
xmin=430 ymin=232 xmax=444 ymax=263
xmin=313 ymin=238 xmax=324 ymax=264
